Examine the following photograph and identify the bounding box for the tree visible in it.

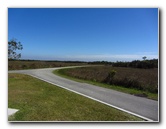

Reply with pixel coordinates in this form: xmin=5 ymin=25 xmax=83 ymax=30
xmin=8 ymin=39 xmax=23 ymax=60
xmin=142 ymin=56 xmax=147 ymax=60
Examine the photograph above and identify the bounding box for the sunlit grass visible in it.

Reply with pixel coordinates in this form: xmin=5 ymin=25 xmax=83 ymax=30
xmin=8 ymin=73 xmax=143 ymax=121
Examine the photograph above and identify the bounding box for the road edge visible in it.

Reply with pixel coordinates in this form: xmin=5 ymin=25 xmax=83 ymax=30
xmin=28 ymin=74 xmax=154 ymax=122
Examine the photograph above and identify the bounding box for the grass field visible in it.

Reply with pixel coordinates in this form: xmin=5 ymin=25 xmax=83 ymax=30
xmin=8 ymin=60 xmax=87 ymax=70
xmin=8 ymin=73 xmax=143 ymax=121
xmin=54 ymin=66 xmax=158 ymax=100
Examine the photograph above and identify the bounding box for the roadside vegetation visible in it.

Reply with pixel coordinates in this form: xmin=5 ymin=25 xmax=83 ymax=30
xmin=8 ymin=73 xmax=143 ymax=121
xmin=8 ymin=60 xmax=87 ymax=70
xmin=54 ymin=66 xmax=158 ymax=100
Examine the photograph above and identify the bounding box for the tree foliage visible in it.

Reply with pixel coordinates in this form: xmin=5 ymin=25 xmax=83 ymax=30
xmin=88 ymin=59 xmax=158 ymax=69
xmin=8 ymin=39 xmax=23 ymax=60
xmin=142 ymin=56 xmax=147 ymax=60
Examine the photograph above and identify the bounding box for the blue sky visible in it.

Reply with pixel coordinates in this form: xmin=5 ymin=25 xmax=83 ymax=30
xmin=8 ymin=8 xmax=158 ymax=61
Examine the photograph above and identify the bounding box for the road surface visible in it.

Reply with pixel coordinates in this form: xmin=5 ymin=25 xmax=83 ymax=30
xmin=8 ymin=66 xmax=159 ymax=121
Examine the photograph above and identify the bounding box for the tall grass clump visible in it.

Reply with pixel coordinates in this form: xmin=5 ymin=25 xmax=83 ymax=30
xmin=103 ymin=70 xmax=116 ymax=84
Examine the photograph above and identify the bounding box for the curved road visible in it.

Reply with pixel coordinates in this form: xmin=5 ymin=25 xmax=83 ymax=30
xmin=8 ymin=66 xmax=159 ymax=121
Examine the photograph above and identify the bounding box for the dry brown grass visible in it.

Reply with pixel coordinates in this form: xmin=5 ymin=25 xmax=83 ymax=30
xmin=8 ymin=60 xmax=87 ymax=70
xmin=60 ymin=66 xmax=158 ymax=93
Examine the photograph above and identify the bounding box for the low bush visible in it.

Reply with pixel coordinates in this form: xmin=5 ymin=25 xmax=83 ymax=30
xmin=112 ymin=77 xmax=143 ymax=90
xmin=103 ymin=70 xmax=116 ymax=84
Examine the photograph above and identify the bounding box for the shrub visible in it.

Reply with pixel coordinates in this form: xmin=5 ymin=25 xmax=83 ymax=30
xmin=30 ymin=63 xmax=37 ymax=69
xmin=110 ymin=76 xmax=143 ymax=90
xmin=22 ymin=64 xmax=27 ymax=69
xmin=103 ymin=70 xmax=116 ymax=84
xmin=122 ymin=77 xmax=142 ymax=90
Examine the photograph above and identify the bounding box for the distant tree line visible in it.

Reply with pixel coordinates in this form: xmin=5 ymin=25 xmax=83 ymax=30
xmin=126 ymin=59 xmax=158 ymax=69
xmin=88 ymin=59 xmax=158 ymax=69
xmin=15 ymin=59 xmax=87 ymax=64
xmin=88 ymin=61 xmax=111 ymax=65
xmin=13 ymin=59 xmax=157 ymax=69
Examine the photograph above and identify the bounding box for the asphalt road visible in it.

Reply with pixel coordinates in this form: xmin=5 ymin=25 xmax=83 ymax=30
xmin=8 ymin=66 xmax=159 ymax=121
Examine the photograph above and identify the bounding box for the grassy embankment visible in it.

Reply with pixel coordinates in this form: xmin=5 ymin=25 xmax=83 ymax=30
xmin=53 ymin=66 xmax=158 ymax=100
xmin=8 ymin=73 xmax=143 ymax=121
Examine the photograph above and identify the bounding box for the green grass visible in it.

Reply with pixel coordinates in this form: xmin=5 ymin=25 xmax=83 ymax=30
xmin=53 ymin=68 xmax=158 ymax=100
xmin=8 ymin=73 xmax=143 ymax=121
